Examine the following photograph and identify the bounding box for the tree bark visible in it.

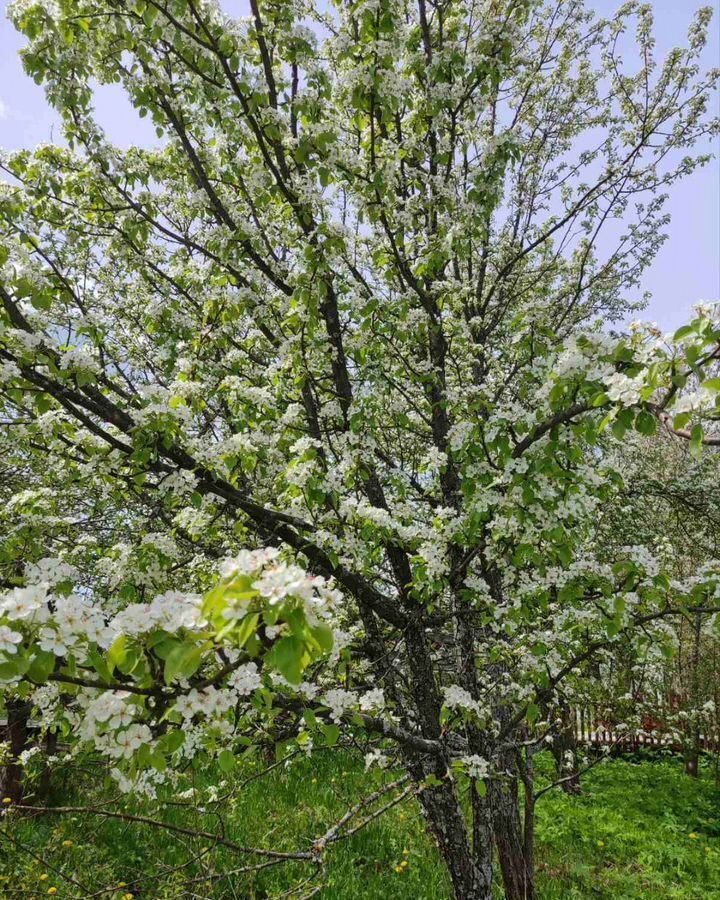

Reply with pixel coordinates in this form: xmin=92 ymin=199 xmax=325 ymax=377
xmin=401 ymin=614 xmax=494 ymax=900
xmin=490 ymin=763 xmax=535 ymax=900
xmin=685 ymin=611 xmax=702 ymax=778
xmin=0 ymin=699 xmax=31 ymax=803
xmin=37 ymin=729 xmax=58 ymax=801
xmin=471 ymin=780 xmax=495 ymax=893
xmin=414 ymin=768 xmax=493 ymax=900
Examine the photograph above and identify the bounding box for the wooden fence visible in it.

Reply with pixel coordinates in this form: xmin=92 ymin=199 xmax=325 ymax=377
xmin=573 ymin=707 xmax=720 ymax=754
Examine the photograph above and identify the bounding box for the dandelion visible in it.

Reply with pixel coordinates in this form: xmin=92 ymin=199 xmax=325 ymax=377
xmin=394 ymin=865 xmax=404 ymax=873
xmin=61 ymin=840 xmax=73 ymax=848
xmin=47 ymin=889 xmax=57 ymax=896
xmin=39 ymin=874 xmax=49 ymax=882
xmin=597 ymin=840 xmax=605 ymax=847
xmin=689 ymin=833 xmax=698 ymax=839
xmin=1 ymin=798 xmax=12 ymax=804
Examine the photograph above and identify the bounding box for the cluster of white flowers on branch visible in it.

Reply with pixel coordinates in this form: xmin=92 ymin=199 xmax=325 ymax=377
xmin=0 ymin=551 xmax=362 ymax=782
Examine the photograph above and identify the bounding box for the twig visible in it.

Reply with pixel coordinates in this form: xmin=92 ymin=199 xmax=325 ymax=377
xmin=533 ymin=734 xmax=624 ymax=801
xmin=313 ymin=775 xmax=412 ymax=852
xmin=12 ymin=804 xmax=314 ymax=861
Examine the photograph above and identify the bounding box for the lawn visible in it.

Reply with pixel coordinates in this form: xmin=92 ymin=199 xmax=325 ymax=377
xmin=1 ymin=753 xmax=718 ymax=898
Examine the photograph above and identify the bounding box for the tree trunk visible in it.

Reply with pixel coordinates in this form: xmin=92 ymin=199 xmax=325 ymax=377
xmin=400 ymin=613 xmax=494 ymax=900
xmin=490 ymin=763 xmax=534 ymax=900
xmin=471 ymin=780 xmax=495 ymax=892
xmin=37 ymin=729 xmax=58 ymax=801
xmin=415 ymin=769 xmax=494 ymax=900
xmin=515 ymin=739 xmax=537 ymax=900
xmin=685 ymin=611 xmax=702 ymax=777
xmin=0 ymin=699 xmax=31 ymax=803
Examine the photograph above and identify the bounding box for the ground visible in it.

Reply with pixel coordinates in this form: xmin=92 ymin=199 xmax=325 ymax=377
xmin=1 ymin=752 xmax=718 ymax=898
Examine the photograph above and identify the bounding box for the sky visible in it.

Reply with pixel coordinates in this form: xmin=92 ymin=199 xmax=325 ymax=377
xmin=0 ymin=0 xmax=717 ymax=333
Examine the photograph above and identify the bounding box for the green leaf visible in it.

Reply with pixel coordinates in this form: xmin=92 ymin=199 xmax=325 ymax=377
xmin=310 ymin=623 xmax=334 ymax=653
xmin=116 ymin=645 xmax=141 ymax=676
xmin=266 ymin=636 xmax=305 ymax=684
xmin=149 ymin=750 xmax=167 ymax=772
xmin=160 ymin=730 xmax=185 ymax=754
xmin=557 ymin=544 xmax=572 ymax=566
xmin=228 ymin=612 xmax=258 ymax=648
xmin=321 ymin=723 xmax=340 ymax=747
xmin=673 ymin=324 xmax=694 ymax=341
xmin=0 ymin=656 xmax=30 ymax=680
xmin=635 ymin=409 xmax=657 ymax=436
xmin=689 ymin=423 xmax=703 ymax=459
xmin=164 ymin=643 xmax=203 ymax=685
xmin=218 ymin=749 xmax=235 ymax=773
xmin=598 ymin=408 xmax=617 ymax=433
xmin=86 ymin=645 xmax=112 ymax=682
xmin=27 ymin=649 xmax=56 ymax=683
xmin=34 ymin=393 xmax=52 ymax=413
xmin=611 ymin=418 xmax=626 ymax=440
xmin=108 ymin=635 xmax=128 ymax=673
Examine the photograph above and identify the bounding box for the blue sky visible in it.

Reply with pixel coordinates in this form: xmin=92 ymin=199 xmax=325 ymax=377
xmin=0 ymin=0 xmax=717 ymax=332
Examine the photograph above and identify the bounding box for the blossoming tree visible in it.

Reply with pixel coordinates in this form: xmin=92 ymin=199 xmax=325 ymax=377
xmin=1 ymin=0 xmax=719 ymax=897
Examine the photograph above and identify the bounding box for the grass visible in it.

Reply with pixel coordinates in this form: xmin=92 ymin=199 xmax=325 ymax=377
xmin=0 ymin=752 xmax=718 ymax=898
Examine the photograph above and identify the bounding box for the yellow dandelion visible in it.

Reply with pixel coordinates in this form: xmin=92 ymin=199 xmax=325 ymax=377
xmin=47 ymin=889 xmax=57 ymax=896
xmin=39 ymin=875 xmax=49 ymax=882
xmin=400 ymin=860 xmax=409 ymax=869
xmin=61 ymin=840 xmax=73 ymax=848
xmin=689 ymin=833 xmax=698 ymax=839
xmin=1 ymin=798 xmax=11 ymax=805
xmin=123 ymin=894 xmax=134 ymax=900
xmin=597 ymin=840 xmax=605 ymax=848
xmin=398 ymin=812 xmax=406 ymax=821
xmin=402 ymin=848 xmax=410 ymax=856
xmin=705 ymin=847 xmax=712 ymax=853
xmin=117 ymin=882 xmax=127 ymax=888
xmin=394 ymin=866 xmax=404 ymax=874
xmin=311 ymin=778 xmax=317 ymax=784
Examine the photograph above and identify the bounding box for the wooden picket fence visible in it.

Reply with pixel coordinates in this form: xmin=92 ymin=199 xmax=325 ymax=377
xmin=573 ymin=707 xmax=720 ymax=754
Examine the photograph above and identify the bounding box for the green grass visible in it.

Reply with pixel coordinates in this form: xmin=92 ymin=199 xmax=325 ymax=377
xmin=1 ymin=753 xmax=718 ymax=898
xmin=531 ymin=754 xmax=720 ymax=899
